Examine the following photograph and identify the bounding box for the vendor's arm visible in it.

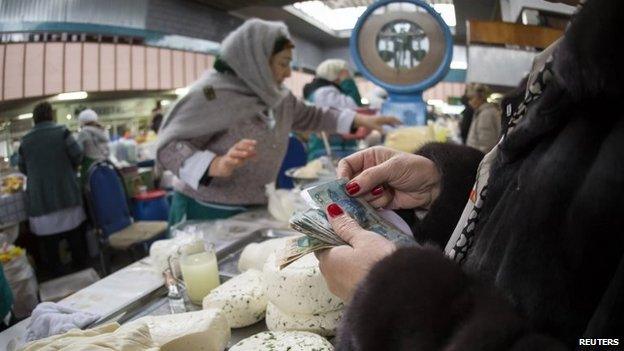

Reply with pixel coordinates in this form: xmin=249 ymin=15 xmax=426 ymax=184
xmin=159 ymin=139 xmax=256 ymax=190
xmin=313 ymin=85 xmax=359 ymax=110
xmin=156 ymin=85 xmax=256 ymax=189
xmin=64 ymin=129 xmax=84 ymax=168
xmin=288 ymin=93 xmax=400 ymax=134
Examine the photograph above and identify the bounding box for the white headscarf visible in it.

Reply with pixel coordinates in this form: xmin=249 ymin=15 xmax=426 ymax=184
xmin=315 ymin=59 xmax=349 ymax=82
xmin=78 ymin=109 xmax=98 ymax=124
xmin=220 ymin=18 xmax=292 ymax=108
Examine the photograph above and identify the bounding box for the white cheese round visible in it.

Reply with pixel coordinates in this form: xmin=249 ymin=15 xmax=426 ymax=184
xmin=263 ymin=253 xmax=344 ymax=314
xmin=202 ymin=269 xmax=267 ymax=328
xmin=229 ymin=331 xmax=333 ymax=351
xmin=120 ymin=308 xmax=230 ymax=351
xmin=237 ymin=237 xmax=293 ymax=272
xmin=265 ymin=301 xmax=343 ymax=337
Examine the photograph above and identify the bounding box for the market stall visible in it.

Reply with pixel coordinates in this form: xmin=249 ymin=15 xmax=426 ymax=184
xmin=0 ymin=207 xmax=340 ymax=350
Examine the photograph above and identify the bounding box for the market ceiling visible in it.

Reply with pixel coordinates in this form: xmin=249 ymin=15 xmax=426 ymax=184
xmin=195 ymin=0 xmax=499 ymax=45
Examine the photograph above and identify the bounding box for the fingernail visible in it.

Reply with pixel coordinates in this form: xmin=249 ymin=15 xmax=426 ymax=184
xmin=371 ymin=185 xmax=384 ymax=196
xmin=327 ymin=203 xmax=344 ymax=218
xmin=345 ymin=182 xmax=360 ymax=195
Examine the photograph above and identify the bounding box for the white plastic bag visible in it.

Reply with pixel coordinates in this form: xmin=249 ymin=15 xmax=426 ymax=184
xmin=2 ymin=251 xmax=39 ymax=318
xmin=265 ymin=183 xmax=307 ymax=223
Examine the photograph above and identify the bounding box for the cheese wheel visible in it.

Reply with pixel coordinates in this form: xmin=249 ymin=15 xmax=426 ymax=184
xmin=237 ymin=237 xmax=293 ymax=272
xmin=265 ymin=302 xmax=342 ymax=337
xmin=202 ymin=269 xmax=267 ymax=328
xmin=229 ymin=331 xmax=333 ymax=351
xmin=263 ymin=253 xmax=343 ymax=314
xmin=121 ymin=309 xmax=230 ymax=351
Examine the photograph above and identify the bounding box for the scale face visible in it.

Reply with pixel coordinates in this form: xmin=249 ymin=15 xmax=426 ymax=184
xmin=350 ymin=0 xmax=453 ymax=125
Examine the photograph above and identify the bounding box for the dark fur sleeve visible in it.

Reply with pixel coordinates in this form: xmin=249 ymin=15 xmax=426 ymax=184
xmin=337 ymin=246 xmax=567 ymax=351
xmin=406 ymin=143 xmax=484 ymax=247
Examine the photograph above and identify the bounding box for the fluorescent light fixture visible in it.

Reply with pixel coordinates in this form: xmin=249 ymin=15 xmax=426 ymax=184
xmin=57 ymin=91 xmax=88 ymax=101
xmin=450 ymin=60 xmax=468 ymax=70
xmin=17 ymin=113 xmax=33 ymax=120
xmin=288 ymin=1 xmax=456 ymax=35
xmin=66 ymin=114 xmax=72 ymax=120
xmin=432 ymin=4 xmax=456 ymax=27
xmin=291 ymin=1 xmax=367 ymax=31
xmin=427 ymin=99 xmax=445 ymax=106
xmin=441 ymin=104 xmax=465 ymax=115
xmin=175 ymin=87 xmax=189 ymax=96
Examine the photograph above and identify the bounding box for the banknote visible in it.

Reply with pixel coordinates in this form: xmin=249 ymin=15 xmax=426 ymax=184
xmin=277 ymin=178 xmax=416 ymax=269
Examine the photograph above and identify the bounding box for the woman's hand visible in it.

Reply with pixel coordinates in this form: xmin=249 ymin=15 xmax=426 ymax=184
xmin=315 ymin=203 xmax=396 ymax=302
xmin=338 ymin=146 xmax=441 ymax=210
xmin=353 ymin=114 xmax=401 ymax=133
xmin=208 ymin=139 xmax=257 ymax=177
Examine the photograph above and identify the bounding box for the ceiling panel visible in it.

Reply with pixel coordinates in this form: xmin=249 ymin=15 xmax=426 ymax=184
xmin=192 ymin=0 xmax=299 ymax=11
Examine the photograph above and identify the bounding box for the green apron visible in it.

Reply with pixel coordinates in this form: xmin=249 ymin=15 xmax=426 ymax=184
xmin=168 ymin=191 xmax=247 ymax=227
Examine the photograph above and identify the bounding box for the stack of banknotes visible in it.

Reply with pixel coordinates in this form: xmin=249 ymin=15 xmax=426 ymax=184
xmin=278 ymin=178 xmax=416 ymax=269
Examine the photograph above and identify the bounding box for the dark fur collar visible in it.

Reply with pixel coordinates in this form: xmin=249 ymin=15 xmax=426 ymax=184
xmin=554 ymin=0 xmax=624 ymax=100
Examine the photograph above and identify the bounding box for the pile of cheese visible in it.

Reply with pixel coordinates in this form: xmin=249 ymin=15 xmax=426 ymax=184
xmin=200 ymin=236 xmax=343 ymax=350
xmin=263 ymin=253 xmax=344 ymax=337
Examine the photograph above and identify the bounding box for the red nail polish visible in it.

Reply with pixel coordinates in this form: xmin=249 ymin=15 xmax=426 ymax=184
xmin=327 ymin=203 xmax=344 ymax=218
xmin=345 ymin=182 xmax=360 ymax=195
xmin=371 ymin=186 xmax=384 ymax=196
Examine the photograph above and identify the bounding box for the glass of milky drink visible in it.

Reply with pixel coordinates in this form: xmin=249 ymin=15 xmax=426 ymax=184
xmin=179 ymin=240 xmax=220 ymax=305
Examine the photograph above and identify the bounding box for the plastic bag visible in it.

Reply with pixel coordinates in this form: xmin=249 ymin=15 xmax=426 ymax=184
xmin=2 ymin=249 xmax=39 ymax=318
xmin=265 ymin=183 xmax=307 ymax=223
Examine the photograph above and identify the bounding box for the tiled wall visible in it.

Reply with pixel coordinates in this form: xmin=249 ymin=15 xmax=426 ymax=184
xmin=0 ymin=42 xmax=462 ymax=104
xmin=0 ymin=42 xmax=215 ymax=102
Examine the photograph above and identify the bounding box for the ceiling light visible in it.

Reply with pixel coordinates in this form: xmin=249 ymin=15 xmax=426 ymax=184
xmin=160 ymin=100 xmax=171 ymax=106
xmin=175 ymin=87 xmax=189 ymax=96
xmin=361 ymin=98 xmax=369 ymax=105
xmin=57 ymin=91 xmax=88 ymax=101
xmin=291 ymin=1 xmax=367 ymax=31
xmin=17 ymin=113 xmax=33 ymax=120
xmin=432 ymin=4 xmax=456 ymax=27
xmin=427 ymin=99 xmax=444 ymax=106
xmin=288 ymin=1 xmax=456 ymax=35
xmin=450 ymin=60 xmax=468 ymax=70
xmin=66 ymin=114 xmax=72 ymax=120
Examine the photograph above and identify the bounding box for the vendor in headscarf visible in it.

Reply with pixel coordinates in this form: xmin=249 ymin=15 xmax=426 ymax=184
xmin=302 ymin=59 xmax=364 ymax=160
xmin=157 ymin=19 xmax=400 ymax=226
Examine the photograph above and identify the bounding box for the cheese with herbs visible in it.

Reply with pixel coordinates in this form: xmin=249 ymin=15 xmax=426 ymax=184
xmin=265 ymin=302 xmax=343 ymax=337
xmin=202 ymin=269 xmax=267 ymax=328
xmin=237 ymin=237 xmax=293 ymax=272
xmin=229 ymin=331 xmax=333 ymax=351
xmin=263 ymin=253 xmax=343 ymax=314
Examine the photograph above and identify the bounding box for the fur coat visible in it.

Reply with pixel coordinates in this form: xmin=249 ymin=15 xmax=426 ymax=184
xmin=337 ymin=0 xmax=624 ymax=349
